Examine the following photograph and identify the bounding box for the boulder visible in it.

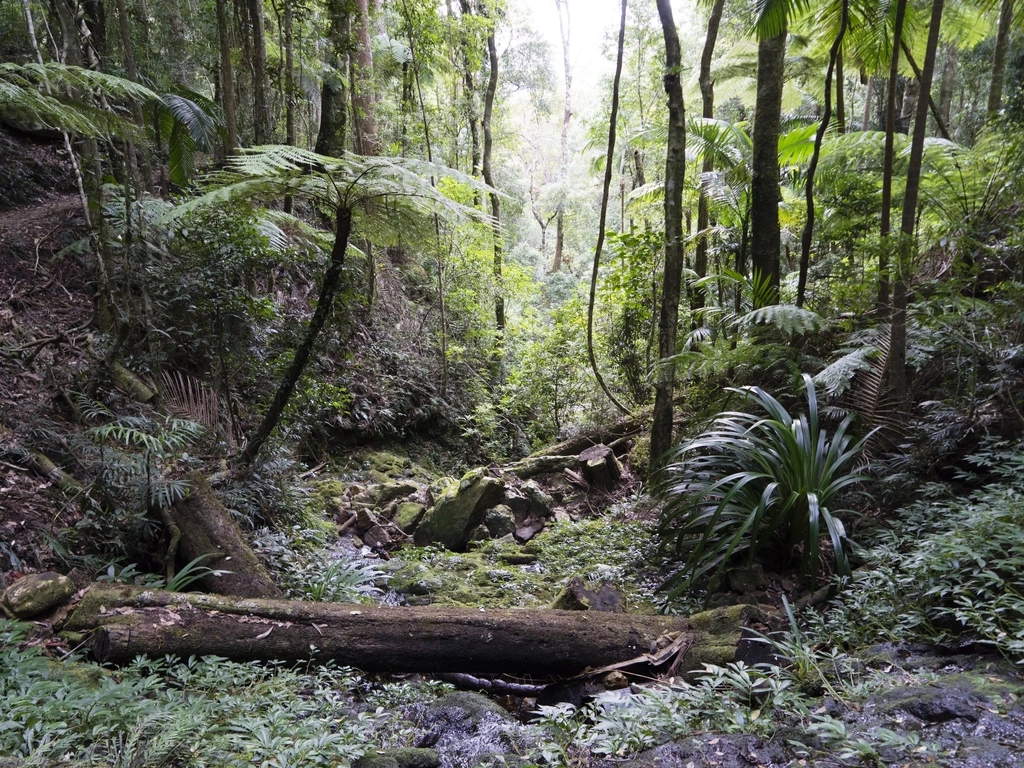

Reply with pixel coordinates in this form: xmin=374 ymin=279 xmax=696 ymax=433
xmin=483 ymin=505 xmax=516 ymax=538
xmin=394 ymin=502 xmax=427 ymax=533
xmin=1 ymin=571 xmax=75 ymax=618
xmin=375 ymin=481 xmax=421 ymax=509
xmin=521 ymin=480 xmax=554 ymax=518
xmin=413 ymin=469 xmax=505 ymax=550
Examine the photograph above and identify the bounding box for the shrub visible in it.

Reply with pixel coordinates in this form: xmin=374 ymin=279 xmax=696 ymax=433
xmin=657 ymin=374 xmax=870 ymax=599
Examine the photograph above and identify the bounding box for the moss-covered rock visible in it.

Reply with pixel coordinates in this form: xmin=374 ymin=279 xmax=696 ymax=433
xmin=413 ymin=469 xmax=505 ymax=550
xmin=483 ymin=505 xmax=516 ymax=538
xmin=375 ymin=481 xmax=421 ymax=509
xmin=394 ymin=502 xmax=427 ymax=533
xmin=1 ymin=571 xmax=74 ymax=618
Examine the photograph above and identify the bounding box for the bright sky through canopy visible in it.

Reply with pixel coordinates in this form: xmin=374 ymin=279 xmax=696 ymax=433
xmin=519 ymin=0 xmax=695 ymax=98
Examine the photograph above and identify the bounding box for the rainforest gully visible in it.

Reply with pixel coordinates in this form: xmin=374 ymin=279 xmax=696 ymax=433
xmin=1 ymin=0 xmax=1023 ymax=765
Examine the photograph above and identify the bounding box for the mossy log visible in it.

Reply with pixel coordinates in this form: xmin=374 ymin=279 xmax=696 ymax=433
xmin=169 ymin=472 xmax=282 ymax=598
xmin=63 ymin=584 xmax=769 ymax=676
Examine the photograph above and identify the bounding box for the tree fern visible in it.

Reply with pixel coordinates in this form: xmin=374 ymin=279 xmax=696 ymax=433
xmin=736 ymin=304 xmax=827 ymax=335
xmin=0 ymin=62 xmax=153 ymax=139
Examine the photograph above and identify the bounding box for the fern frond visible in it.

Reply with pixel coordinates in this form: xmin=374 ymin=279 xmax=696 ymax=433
xmin=813 ymin=347 xmax=876 ymax=397
xmin=736 ymin=304 xmax=827 ymax=335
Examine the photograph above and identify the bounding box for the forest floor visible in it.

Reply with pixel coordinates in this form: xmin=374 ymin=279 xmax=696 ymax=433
xmin=1 ymin=128 xmax=1024 ymax=767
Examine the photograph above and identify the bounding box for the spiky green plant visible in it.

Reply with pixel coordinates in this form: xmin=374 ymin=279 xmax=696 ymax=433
xmin=657 ymin=374 xmax=871 ymax=600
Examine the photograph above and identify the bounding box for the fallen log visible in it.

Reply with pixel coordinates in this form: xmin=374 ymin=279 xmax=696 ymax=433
xmin=62 ymin=584 xmax=770 ymax=676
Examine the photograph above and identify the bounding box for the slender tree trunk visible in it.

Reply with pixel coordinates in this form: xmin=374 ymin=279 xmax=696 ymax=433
xmin=889 ymin=0 xmax=944 ymax=403
xmin=862 ymin=74 xmax=874 ymax=129
xmin=458 ymin=0 xmax=481 ymax=180
xmin=482 ymin=18 xmax=504 ymax=335
xmin=216 ymin=0 xmax=239 ymax=153
xmin=553 ymin=0 xmax=572 ymax=274
xmin=241 ymin=207 xmax=353 ymax=466
xmin=586 ymin=0 xmax=632 ymax=418
xmin=937 ymin=44 xmax=957 ymax=131
xmin=114 ymin=0 xmax=153 ymax=190
xmin=247 ymin=0 xmax=271 ymax=143
xmin=650 ymin=0 xmax=685 ymax=475
xmin=283 ymin=0 xmax=295 ymax=213
xmin=835 ymin=47 xmax=846 ymax=134
xmin=750 ymin=26 xmax=786 ymax=308
xmin=693 ymin=0 xmax=725 ymax=316
xmin=987 ymin=0 xmax=1014 ymax=120
xmin=878 ymin=0 xmax=908 ymax=317
xmin=315 ymin=0 xmax=349 ymax=157
xmin=797 ymin=0 xmax=848 ymax=308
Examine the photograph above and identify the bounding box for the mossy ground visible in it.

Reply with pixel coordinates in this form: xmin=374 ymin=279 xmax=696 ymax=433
xmin=389 ymin=519 xmax=660 ymax=610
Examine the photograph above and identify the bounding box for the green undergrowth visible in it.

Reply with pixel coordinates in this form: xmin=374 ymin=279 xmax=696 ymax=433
xmin=390 ymin=518 xmax=659 ymax=609
xmin=0 ymin=620 xmax=448 ymax=767
xmin=809 ymin=440 xmax=1024 ymax=661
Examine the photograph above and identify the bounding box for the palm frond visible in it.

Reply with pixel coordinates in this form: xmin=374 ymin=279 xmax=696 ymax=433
xmin=160 ymin=371 xmax=220 ymax=430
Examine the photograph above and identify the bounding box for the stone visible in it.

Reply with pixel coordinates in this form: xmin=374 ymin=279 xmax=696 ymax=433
xmin=483 ymin=505 xmax=516 ymax=538
xmin=522 ymin=480 xmax=554 ymax=518
xmin=727 ymin=564 xmax=767 ymax=594
xmin=602 ymin=671 xmax=629 ymax=690
xmin=1 ymin=571 xmax=75 ymax=618
xmin=363 ymin=524 xmax=391 ymax=550
xmin=375 ymin=481 xmax=421 ymax=509
xmin=355 ymin=508 xmax=378 ymax=533
xmin=503 ymin=489 xmax=531 ymax=523
xmin=394 ymin=502 xmax=427 ymax=533
xmin=413 ymin=469 xmax=505 ymax=550
xmin=551 ymin=577 xmax=625 ymax=612
xmin=514 ymin=520 xmax=545 ymax=544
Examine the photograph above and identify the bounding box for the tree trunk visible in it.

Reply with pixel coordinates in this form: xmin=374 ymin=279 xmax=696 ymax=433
xmin=649 ymin=0 xmax=685 ymax=476
xmin=482 ymin=18 xmax=504 ymax=335
xmin=283 ymin=0 xmax=295 ymax=213
xmin=835 ymin=47 xmax=846 ymax=134
xmin=168 ymin=473 xmax=282 ymax=597
xmin=987 ymin=0 xmax=1014 ymax=120
xmin=458 ymin=0 xmax=481 ymax=180
xmin=315 ymin=0 xmax=349 ymax=157
xmin=585 ymin=0 xmax=632 ymax=418
xmin=937 ymin=44 xmax=957 ymax=130
xmin=64 ymin=585 xmax=768 ymax=676
xmin=889 ymin=0 xmax=944 ymax=403
xmin=351 ymin=0 xmax=378 ymax=155
xmin=797 ymin=0 xmax=848 ymax=309
xmin=553 ymin=0 xmax=572 ymax=274
xmin=241 ymin=206 xmax=353 ymax=466
xmin=750 ymin=27 xmax=786 ymax=308
xmin=693 ymin=0 xmax=725 ymax=316
xmin=216 ymin=0 xmax=239 ymax=153
xmin=247 ymin=0 xmax=272 ymax=143
xmin=877 ymin=0 xmax=907 ymax=317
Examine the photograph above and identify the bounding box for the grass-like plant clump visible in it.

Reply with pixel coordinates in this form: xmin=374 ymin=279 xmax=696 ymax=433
xmin=657 ymin=374 xmax=870 ymax=599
